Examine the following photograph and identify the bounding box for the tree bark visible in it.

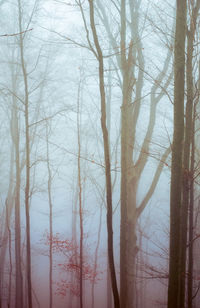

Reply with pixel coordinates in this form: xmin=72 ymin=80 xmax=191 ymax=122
xmin=167 ymin=1 xmax=187 ymax=308
xmin=187 ymin=107 xmax=195 ymax=308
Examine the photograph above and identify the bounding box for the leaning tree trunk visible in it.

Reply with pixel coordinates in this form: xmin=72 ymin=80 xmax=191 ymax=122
xmin=167 ymin=1 xmax=187 ymax=308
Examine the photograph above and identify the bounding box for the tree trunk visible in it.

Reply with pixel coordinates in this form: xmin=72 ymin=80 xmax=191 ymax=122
xmin=46 ymin=126 xmax=53 ymax=308
xmin=95 ymin=2 xmax=171 ymax=307
xmin=13 ymin=105 xmax=24 ymax=308
xmin=5 ymin=146 xmax=14 ymax=308
xmin=6 ymin=199 xmax=12 ymax=308
xmin=92 ymin=204 xmax=102 ymax=308
xmin=17 ymin=0 xmax=33 ymax=305
xmin=107 ymin=254 xmax=113 ymax=308
xmin=77 ymin=77 xmax=83 ymax=308
xmin=0 ymin=142 xmax=14 ymax=308
xmin=187 ymin=107 xmax=195 ymax=308
xmin=180 ymin=4 xmax=200 ymax=307
xmin=120 ymin=56 xmax=137 ymax=308
xmin=167 ymin=1 xmax=187 ymax=308
xmin=88 ymin=1 xmax=120 ymax=307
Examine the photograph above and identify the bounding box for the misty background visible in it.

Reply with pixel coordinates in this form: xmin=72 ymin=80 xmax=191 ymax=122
xmin=0 ymin=0 xmax=199 ymax=308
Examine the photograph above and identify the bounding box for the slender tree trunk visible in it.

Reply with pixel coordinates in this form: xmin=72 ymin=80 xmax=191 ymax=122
xmin=0 ymin=145 xmax=14 ymax=308
xmin=188 ymin=107 xmax=195 ymax=308
xmin=68 ymin=184 xmax=78 ymax=308
xmin=13 ymin=105 xmax=24 ymax=308
xmin=88 ymin=1 xmax=120 ymax=307
xmin=106 ymin=35 xmax=113 ymax=308
xmin=17 ymin=1 xmax=33 ymax=306
xmin=24 ymin=48 xmax=32 ymax=308
xmin=46 ymin=126 xmax=53 ymax=308
xmin=179 ymin=30 xmax=193 ymax=308
xmin=77 ymin=79 xmax=83 ymax=308
xmin=91 ymin=204 xmax=102 ymax=308
xmin=167 ymin=1 xmax=187 ymax=308
xmin=4 ymin=146 xmax=15 ymax=308
xmin=6 ymin=199 xmax=12 ymax=308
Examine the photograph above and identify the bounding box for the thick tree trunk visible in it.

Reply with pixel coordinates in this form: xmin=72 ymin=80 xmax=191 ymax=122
xmin=126 ymin=220 xmax=137 ymax=308
xmin=106 ymin=255 xmax=113 ymax=308
xmin=120 ymin=2 xmax=135 ymax=301
xmin=120 ymin=60 xmax=137 ymax=308
xmin=167 ymin=1 xmax=187 ymax=308
xmin=126 ymin=180 xmax=139 ymax=307
xmin=120 ymin=2 xmax=143 ymax=306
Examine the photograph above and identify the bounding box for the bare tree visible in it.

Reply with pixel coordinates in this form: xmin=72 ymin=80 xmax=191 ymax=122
xmin=12 ymin=100 xmax=24 ymax=308
xmin=94 ymin=1 xmax=173 ymax=306
xmin=17 ymin=0 xmax=35 ymax=306
xmin=87 ymin=1 xmax=120 ymax=306
xmin=45 ymin=123 xmax=53 ymax=308
xmin=167 ymin=1 xmax=187 ymax=307
xmin=76 ymin=73 xmax=84 ymax=308
xmin=179 ymin=2 xmax=200 ymax=308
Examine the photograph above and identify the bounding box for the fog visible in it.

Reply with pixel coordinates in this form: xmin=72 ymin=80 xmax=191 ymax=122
xmin=0 ymin=0 xmax=199 ymax=308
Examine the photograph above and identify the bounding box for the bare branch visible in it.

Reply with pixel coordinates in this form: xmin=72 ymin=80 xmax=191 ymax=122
xmin=136 ymin=146 xmax=171 ymax=217
xmin=0 ymin=28 xmax=33 ymax=38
